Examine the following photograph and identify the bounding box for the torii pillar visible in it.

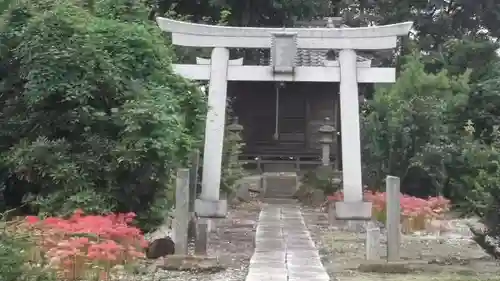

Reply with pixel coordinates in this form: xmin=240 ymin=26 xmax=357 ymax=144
xmin=334 ymin=48 xmax=371 ymax=219
xmin=196 ymin=47 xmax=230 ymax=217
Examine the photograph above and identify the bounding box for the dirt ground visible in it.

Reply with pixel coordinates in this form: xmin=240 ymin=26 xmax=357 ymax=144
xmin=301 ymin=207 xmax=500 ymax=281
xmin=139 ymin=200 xmax=261 ymax=281
xmin=204 ymin=201 xmax=261 ymax=271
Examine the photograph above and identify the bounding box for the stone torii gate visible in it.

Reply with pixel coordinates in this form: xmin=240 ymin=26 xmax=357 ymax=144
xmin=156 ymin=17 xmax=412 ymax=219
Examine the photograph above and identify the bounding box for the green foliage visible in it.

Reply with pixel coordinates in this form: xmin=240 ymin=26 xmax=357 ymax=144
xmin=0 ymin=214 xmax=56 ymax=281
xmin=0 ymin=230 xmax=27 ymax=281
xmin=455 ymin=122 xmax=500 ymax=216
xmin=462 ymin=63 xmax=500 ymax=141
xmin=0 ymin=0 xmax=206 ymax=231
xmin=152 ymin=0 xmax=331 ymax=27
xmin=93 ymin=0 xmax=151 ymax=21
xmin=422 ymin=39 xmax=500 ymax=82
xmin=458 ymin=123 xmax=500 ymax=260
xmin=362 ymin=53 xmax=470 ymax=192
xmin=301 ymin=167 xmax=341 ymax=196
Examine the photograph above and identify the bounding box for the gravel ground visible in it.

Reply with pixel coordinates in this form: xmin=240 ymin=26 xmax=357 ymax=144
xmin=300 ymin=206 xmax=500 ymax=281
xmin=133 ymin=201 xmax=261 ymax=281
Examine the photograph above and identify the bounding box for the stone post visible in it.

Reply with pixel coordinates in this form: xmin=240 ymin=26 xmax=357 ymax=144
xmin=334 ymin=49 xmax=372 ymax=221
xmin=318 ymin=117 xmax=335 ymax=166
xmin=197 ymin=47 xmax=229 ymax=218
xmin=173 ymin=168 xmax=190 ymax=255
xmin=189 ymin=150 xmax=200 ymax=213
xmin=188 ymin=150 xmax=200 ymax=242
xmin=195 ymin=218 xmax=209 ymax=255
xmin=386 ymin=175 xmax=401 ymax=261
xmin=365 ymin=221 xmax=381 ymax=260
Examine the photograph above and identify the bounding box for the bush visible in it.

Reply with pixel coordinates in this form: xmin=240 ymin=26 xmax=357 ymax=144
xmin=0 ymin=0 xmax=206 ymax=231
xmin=470 ymin=205 xmax=500 ymax=260
xmin=361 ymin=54 xmax=469 ymax=193
xmin=458 ymin=124 xmax=500 ymax=259
xmin=0 ymin=224 xmax=32 ymax=281
xmin=293 ymin=168 xmax=341 ymax=205
xmin=301 ymin=167 xmax=342 ymax=195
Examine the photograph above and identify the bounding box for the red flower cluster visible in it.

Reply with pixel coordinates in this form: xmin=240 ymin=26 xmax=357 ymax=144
xmin=328 ymin=191 xmax=450 ymax=232
xmin=24 ymin=210 xmax=147 ymax=280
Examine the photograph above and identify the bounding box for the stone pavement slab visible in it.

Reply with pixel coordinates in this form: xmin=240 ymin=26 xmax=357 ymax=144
xmin=245 ymin=204 xmax=330 ymax=281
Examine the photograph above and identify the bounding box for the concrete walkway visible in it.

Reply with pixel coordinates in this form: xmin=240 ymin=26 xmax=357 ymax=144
xmin=245 ymin=203 xmax=330 ymax=281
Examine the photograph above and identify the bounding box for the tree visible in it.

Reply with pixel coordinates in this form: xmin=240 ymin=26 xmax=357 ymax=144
xmin=362 ymin=54 xmax=470 ymax=195
xmin=0 ymin=0 xmax=206 ymax=231
xmin=150 ymin=0 xmax=332 ymax=27
xmin=457 ymin=123 xmax=500 ymax=260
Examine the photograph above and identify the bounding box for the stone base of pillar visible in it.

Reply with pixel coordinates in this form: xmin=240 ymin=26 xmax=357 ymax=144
xmin=345 ymin=220 xmax=368 ymax=232
xmin=195 ymin=199 xmax=228 ymax=218
xmin=335 ymin=201 xmax=372 ymax=220
xmin=327 ymin=202 xmax=337 ymax=225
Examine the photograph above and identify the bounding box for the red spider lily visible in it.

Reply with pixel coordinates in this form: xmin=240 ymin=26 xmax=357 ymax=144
xmin=327 ymin=190 xmax=451 ymax=232
xmin=22 ymin=210 xmax=147 ymax=280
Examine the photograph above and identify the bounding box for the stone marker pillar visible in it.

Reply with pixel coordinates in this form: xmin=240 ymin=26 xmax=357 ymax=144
xmin=189 ymin=150 xmax=200 ymax=213
xmin=318 ymin=117 xmax=335 ymax=166
xmin=195 ymin=218 xmax=209 ymax=255
xmin=365 ymin=221 xmax=381 ymax=260
xmin=188 ymin=150 xmax=200 ymax=242
xmin=173 ymin=168 xmax=190 ymax=255
xmin=197 ymin=47 xmax=230 ymax=218
xmin=334 ymin=49 xmax=372 ymax=221
xmin=386 ymin=175 xmax=401 ymax=261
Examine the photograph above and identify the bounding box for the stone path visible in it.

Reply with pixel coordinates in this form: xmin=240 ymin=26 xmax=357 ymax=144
xmin=245 ymin=203 xmax=330 ymax=281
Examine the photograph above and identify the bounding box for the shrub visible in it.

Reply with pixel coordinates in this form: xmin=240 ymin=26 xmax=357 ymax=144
xmin=469 ymin=206 xmax=500 ymax=260
xmin=445 ymin=123 xmax=500 ymax=260
xmin=301 ymin=167 xmax=342 ymax=195
xmin=1 ymin=222 xmax=34 ymax=281
xmin=462 ymin=132 xmax=500 ymax=259
xmin=0 ymin=0 xmax=206 ymax=231
xmin=361 ymin=54 xmax=469 ymax=195
xmin=21 ymin=210 xmax=147 ymax=280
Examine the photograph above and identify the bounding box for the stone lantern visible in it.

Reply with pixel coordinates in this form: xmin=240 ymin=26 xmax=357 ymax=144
xmin=227 ymin=117 xmax=243 ymax=143
xmin=226 ymin=117 xmax=244 ymax=164
xmin=220 ymin=117 xmax=244 ymax=201
xmin=318 ymin=117 xmax=335 ymax=166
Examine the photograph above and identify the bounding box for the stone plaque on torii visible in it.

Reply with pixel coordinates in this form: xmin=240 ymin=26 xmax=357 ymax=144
xmin=156 ymin=17 xmax=412 ymax=220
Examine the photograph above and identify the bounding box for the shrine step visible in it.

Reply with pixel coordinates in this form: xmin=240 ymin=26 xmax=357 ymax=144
xmin=263 ymin=172 xmax=298 ymax=199
xmin=261 ymin=198 xmax=298 ymax=204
